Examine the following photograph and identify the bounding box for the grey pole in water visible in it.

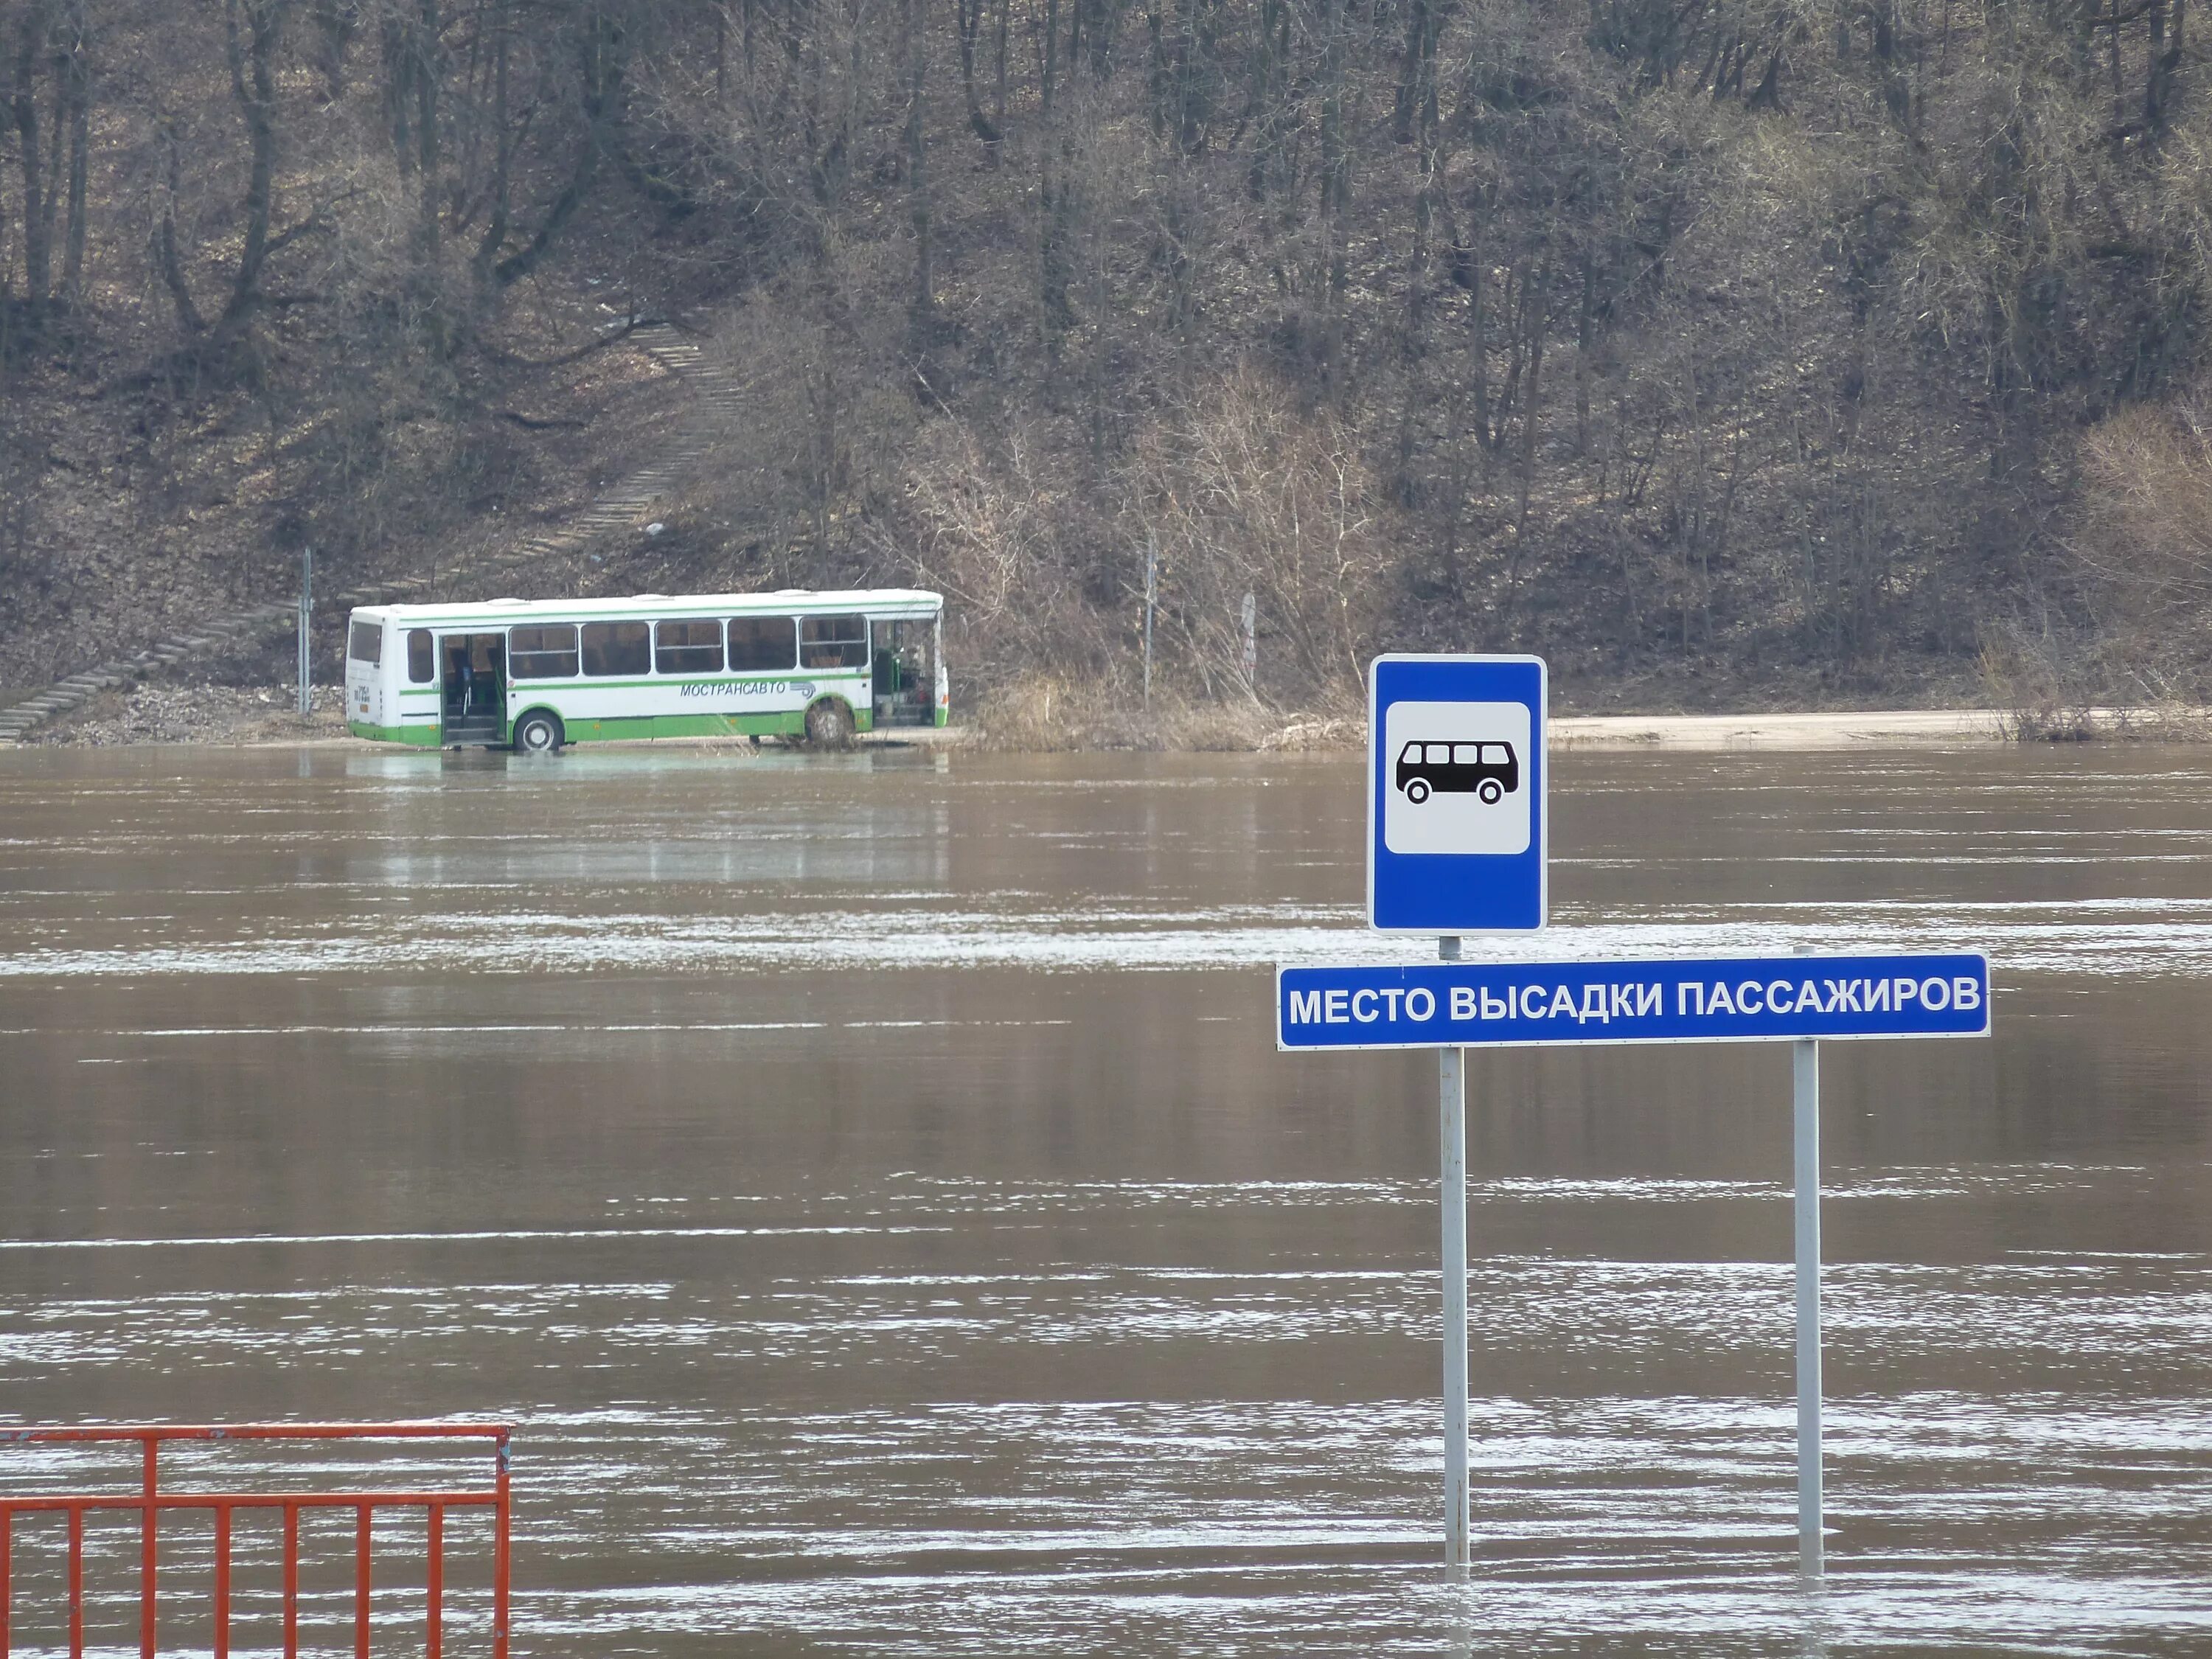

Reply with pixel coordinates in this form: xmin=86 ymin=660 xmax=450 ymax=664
xmin=296 ymin=546 xmax=314 ymax=717
xmin=1793 ymin=1035 xmax=1823 ymax=1577
xmin=1439 ymin=933 xmax=1469 ymax=1576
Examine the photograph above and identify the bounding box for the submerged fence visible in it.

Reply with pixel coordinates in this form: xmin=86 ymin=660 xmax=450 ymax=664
xmin=0 ymin=1425 xmax=509 ymax=1659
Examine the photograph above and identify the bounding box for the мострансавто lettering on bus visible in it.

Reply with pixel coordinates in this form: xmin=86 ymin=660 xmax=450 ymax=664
xmin=675 ymin=679 xmax=818 ymax=700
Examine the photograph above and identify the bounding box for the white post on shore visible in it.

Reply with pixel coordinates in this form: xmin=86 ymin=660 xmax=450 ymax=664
xmin=296 ymin=546 xmax=313 ymax=718
xmin=1794 ymin=1034 xmax=1823 ymax=1578
xmin=1439 ymin=933 xmax=1469 ymax=1576
xmin=1142 ymin=532 xmax=1158 ymax=708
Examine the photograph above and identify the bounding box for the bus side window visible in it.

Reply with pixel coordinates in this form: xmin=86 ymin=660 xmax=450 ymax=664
xmin=348 ymin=621 xmax=383 ymax=665
xmin=408 ymin=629 xmax=434 ymax=684
xmin=799 ymin=613 xmax=867 ymax=669
xmin=510 ymin=625 xmax=580 ymax=680
xmin=655 ymin=619 xmax=724 ymax=675
xmin=580 ymin=621 xmax=650 ymax=677
xmin=728 ymin=616 xmax=796 ymax=672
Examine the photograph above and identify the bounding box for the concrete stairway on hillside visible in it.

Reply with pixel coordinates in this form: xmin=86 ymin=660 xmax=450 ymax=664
xmin=0 ymin=319 xmax=735 ymax=745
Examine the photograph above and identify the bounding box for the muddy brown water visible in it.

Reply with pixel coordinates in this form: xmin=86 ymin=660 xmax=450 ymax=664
xmin=0 ymin=742 xmax=2208 ymax=1656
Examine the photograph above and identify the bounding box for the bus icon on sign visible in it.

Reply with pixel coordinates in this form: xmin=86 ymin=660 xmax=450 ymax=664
xmin=1396 ymin=740 xmax=1518 ymax=806
xmin=1379 ymin=695 xmax=1532 ymax=858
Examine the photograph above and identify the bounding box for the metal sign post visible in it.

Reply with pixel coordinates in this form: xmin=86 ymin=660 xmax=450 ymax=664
xmin=1438 ymin=936 xmax=1468 ymax=1575
xmin=1794 ymin=1035 xmax=1823 ymax=1577
xmin=1439 ymin=1041 xmax=1468 ymax=1576
xmin=1363 ymin=653 xmax=1546 ymax=1572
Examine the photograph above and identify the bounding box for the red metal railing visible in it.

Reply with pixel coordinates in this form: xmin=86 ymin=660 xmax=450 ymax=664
xmin=0 ymin=1425 xmax=509 ymax=1659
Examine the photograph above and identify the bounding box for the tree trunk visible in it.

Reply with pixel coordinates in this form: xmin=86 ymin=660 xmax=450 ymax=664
xmin=993 ymin=0 xmax=1008 ymax=130
xmin=381 ymin=2 xmax=413 ymax=172
xmin=58 ymin=0 xmax=86 ymax=302
xmin=957 ymin=0 xmax=1002 ymax=151
xmin=1460 ymin=228 xmax=1490 ymax=481
xmin=1394 ymin=5 xmax=1444 ymax=497
xmin=10 ymin=0 xmax=52 ymax=310
xmin=1242 ymin=0 xmax=1284 ymax=200
xmin=1395 ymin=105 xmax=1440 ymax=499
xmin=470 ymin=2 xmax=510 ymax=291
xmin=905 ymin=0 xmax=939 ymax=394
xmin=415 ymin=0 xmax=440 ymax=253
xmin=494 ymin=9 xmax=627 ymax=287
xmin=1391 ymin=0 xmax=1438 ymax=145
xmin=1082 ymin=0 xmax=1110 ymax=77
xmin=1573 ymin=253 xmax=1595 ymax=459
xmin=1315 ymin=0 xmax=1347 ymax=397
xmin=310 ymin=0 xmax=355 ymax=98
xmin=154 ymin=116 xmax=206 ymax=335
xmin=1038 ymin=0 xmax=1074 ymax=355
xmin=1500 ymin=263 xmax=1548 ymax=627
xmin=220 ymin=0 xmax=283 ymax=333
xmin=2147 ymin=0 xmax=2182 ymax=130
xmin=1088 ymin=196 xmax=1108 ymax=464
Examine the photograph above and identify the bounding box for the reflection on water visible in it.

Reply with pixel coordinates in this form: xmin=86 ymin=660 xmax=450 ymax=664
xmin=1 ymin=743 xmax=2209 ymax=1655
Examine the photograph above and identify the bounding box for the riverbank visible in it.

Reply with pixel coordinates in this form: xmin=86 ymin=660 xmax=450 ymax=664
xmin=1241 ymin=707 xmax=2025 ymax=751
xmin=1549 ymin=705 xmax=2212 ymax=748
xmin=1554 ymin=709 xmax=2008 ymax=748
xmin=3 ymin=682 xmax=2195 ymax=751
xmin=2 ymin=683 xmax=353 ymax=747
xmin=961 ymin=700 xmax=2191 ymax=751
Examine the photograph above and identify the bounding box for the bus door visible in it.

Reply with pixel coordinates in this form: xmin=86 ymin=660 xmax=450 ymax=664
xmin=439 ymin=633 xmax=509 ymax=746
xmin=870 ymin=618 xmax=936 ymax=727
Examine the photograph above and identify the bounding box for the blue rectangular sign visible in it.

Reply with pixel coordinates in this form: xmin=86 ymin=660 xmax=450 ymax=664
xmin=1277 ymin=953 xmax=1992 ymax=1050
xmin=1368 ymin=654 xmax=1546 ymax=933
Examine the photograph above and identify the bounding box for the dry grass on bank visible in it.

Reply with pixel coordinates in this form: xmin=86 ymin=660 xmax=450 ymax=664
xmin=968 ymin=675 xmax=1363 ymax=752
xmin=1996 ymin=700 xmax=2212 ymax=742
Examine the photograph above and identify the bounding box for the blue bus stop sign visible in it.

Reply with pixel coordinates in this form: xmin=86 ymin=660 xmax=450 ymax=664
xmin=1368 ymin=654 xmax=1546 ymax=933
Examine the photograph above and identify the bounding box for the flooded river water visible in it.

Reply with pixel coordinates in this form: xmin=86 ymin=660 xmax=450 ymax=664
xmin=0 ymin=742 xmax=2208 ymax=1655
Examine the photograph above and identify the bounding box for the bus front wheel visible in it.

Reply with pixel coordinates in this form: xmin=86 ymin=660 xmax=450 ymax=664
xmin=804 ymin=698 xmax=855 ymax=748
xmin=513 ymin=711 xmax=564 ymax=755
xmin=1405 ymin=778 xmax=1430 ymax=804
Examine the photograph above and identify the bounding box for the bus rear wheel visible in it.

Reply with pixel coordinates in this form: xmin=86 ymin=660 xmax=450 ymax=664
xmin=513 ymin=711 xmax=564 ymax=755
xmin=804 ymin=698 xmax=855 ymax=748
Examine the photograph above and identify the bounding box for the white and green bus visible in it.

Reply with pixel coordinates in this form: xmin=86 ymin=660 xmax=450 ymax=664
xmin=344 ymin=588 xmax=946 ymax=752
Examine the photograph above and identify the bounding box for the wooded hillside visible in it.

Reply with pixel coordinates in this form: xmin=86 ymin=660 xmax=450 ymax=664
xmin=4 ymin=0 xmax=2210 ymax=714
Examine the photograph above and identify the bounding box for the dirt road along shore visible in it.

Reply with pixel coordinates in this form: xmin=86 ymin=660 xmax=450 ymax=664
xmin=1551 ymin=709 xmax=2011 ymax=749
xmin=4 ymin=693 xmax=2170 ymax=753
